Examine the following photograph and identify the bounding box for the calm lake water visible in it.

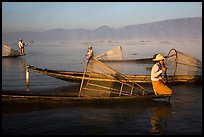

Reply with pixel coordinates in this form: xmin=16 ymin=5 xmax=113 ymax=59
xmin=2 ymin=40 xmax=202 ymax=135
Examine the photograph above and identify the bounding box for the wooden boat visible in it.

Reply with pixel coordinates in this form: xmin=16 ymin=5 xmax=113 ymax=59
xmin=2 ymin=93 xmax=170 ymax=104
xmin=2 ymin=54 xmax=25 ymax=58
xmin=99 ymin=57 xmax=153 ymax=64
xmin=20 ymin=61 xmax=173 ymax=103
xmin=27 ymin=65 xmax=202 ymax=84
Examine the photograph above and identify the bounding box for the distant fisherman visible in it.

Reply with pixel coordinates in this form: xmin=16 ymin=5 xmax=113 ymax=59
xmin=151 ymin=54 xmax=173 ymax=95
xmin=86 ymin=46 xmax=94 ymax=64
xmin=18 ymin=38 xmax=27 ymax=55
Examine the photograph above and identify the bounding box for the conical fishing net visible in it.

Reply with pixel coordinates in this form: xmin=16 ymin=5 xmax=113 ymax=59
xmin=165 ymin=48 xmax=202 ymax=76
xmin=2 ymin=44 xmax=20 ymax=56
xmin=79 ymin=57 xmax=145 ymax=97
xmin=95 ymin=46 xmax=124 ymax=61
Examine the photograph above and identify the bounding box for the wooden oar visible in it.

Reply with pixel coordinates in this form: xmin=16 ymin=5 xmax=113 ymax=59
xmin=162 ymin=61 xmax=172 ymax=102
xmin=162 ymin=62 xmax=168 ymax=85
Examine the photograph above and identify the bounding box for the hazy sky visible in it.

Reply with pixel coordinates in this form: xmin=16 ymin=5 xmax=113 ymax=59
xmin=2 ymin=2 xmax=202 ymax=33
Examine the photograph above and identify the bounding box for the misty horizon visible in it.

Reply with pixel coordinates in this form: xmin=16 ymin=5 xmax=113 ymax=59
xmin=2 ymin=17 xmax=202 ymax=43
xmin=2 ymin=16 xmax=202 ymax=34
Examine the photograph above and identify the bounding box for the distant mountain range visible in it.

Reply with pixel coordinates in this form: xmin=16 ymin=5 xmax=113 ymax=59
xmin=2 ymin=17 xmax=202 ymax=42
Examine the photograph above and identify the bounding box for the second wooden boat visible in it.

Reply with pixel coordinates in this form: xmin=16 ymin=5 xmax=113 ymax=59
xmin=27 ymin=65 xmax=201 ymax=84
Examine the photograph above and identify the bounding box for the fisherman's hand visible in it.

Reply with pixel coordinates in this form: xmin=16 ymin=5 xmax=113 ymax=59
xmin=162 ymin=67 xmax=167 ymax=72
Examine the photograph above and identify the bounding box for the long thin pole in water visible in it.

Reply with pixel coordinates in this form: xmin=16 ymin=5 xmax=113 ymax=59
xmin=26 ymin=65 xmax=30 ymax=91
xmin=79 ymin=62 xmax=88 ymax=97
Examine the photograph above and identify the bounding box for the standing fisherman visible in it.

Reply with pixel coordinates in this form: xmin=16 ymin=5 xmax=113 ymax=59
xmin=151 ymin=54 xmax=173 ymax=95
xmin=86 ymin=46 xmax=94 ymax=64
xmin=18 ymin=38 xmax=27 ymax=55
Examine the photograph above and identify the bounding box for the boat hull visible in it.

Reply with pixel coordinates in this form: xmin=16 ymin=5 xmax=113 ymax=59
xmin=27 ymin=65 xmax=202 ymax=84
xmin=2 ymin=94 xmax=170 ymax=104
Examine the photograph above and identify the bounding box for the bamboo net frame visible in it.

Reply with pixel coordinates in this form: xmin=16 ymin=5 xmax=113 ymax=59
xmin=79 ymin=57 xmax=146 ymax=97
xmin=165 ymin=48 xmax=202 ymax=77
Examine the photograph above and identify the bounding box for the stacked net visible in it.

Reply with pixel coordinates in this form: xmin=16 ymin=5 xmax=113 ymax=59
xmin=79 ymin=57 xmax=145 ymax=97
xmin=165 ymin=48 xmax=202 ymax=76
xmin=95 ymin=46 xmax=124 ymax=61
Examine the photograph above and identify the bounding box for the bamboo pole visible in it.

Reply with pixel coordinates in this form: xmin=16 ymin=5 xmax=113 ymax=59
xmin=26 ymin=65 xmax=30 ymax=91
xmin=119 ymin=83 xmax=123 ymax=96
xmin=79 ymin=63 xmax=88 ymax=97
xmin=130 ymin=82 xmax=134 ymax=95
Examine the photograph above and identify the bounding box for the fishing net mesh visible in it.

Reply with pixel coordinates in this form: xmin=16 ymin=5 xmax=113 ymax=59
xmin=165 ymin=48 xmax=202 ymax=76
xmin=79 ymin=57 xmax=145 ymax=97
xmin=95 ymin=46 xmax=124 ymax=61
xmin=3 ymin=45 xmax=13 ymax=56
xmin=2 ymin=44 xmax=19 ymax=56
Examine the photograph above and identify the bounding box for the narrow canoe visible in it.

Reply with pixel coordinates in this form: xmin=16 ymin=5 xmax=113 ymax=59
xmin=2 ymin=94 xmax=170 ymax=104
xmin=27 ymin=65 xmax=202 ymax=84
xmin=2 ymin=54 xmax=25 ymax=58
xmin=99 ymin=57 xmax=153 ymax=63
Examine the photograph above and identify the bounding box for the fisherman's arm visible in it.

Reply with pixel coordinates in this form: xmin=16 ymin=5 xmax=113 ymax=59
xmin=152 ymin=65 xmax=163 ymax=78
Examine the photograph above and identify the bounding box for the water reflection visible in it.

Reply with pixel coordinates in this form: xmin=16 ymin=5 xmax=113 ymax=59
xmin=73 ymin=100 xmax=172 ymax=135
xmin=2 ymin=57 xmax=27 ymax=90
xmin=20 ymin=57 xmax=25 ymax=73
xmin=2 ymin=100 xmax=172 ymax=135
xmin=149 ymin=102 xmax=172 ymax=135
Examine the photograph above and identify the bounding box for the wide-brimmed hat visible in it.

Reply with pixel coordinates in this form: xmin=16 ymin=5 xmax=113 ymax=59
xmin=152 ymin=54 xmax=164 ymax=61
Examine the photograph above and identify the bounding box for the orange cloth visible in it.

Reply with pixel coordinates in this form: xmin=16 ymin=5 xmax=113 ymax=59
xmin=152 ymin=80 xmax=173 ymax=95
